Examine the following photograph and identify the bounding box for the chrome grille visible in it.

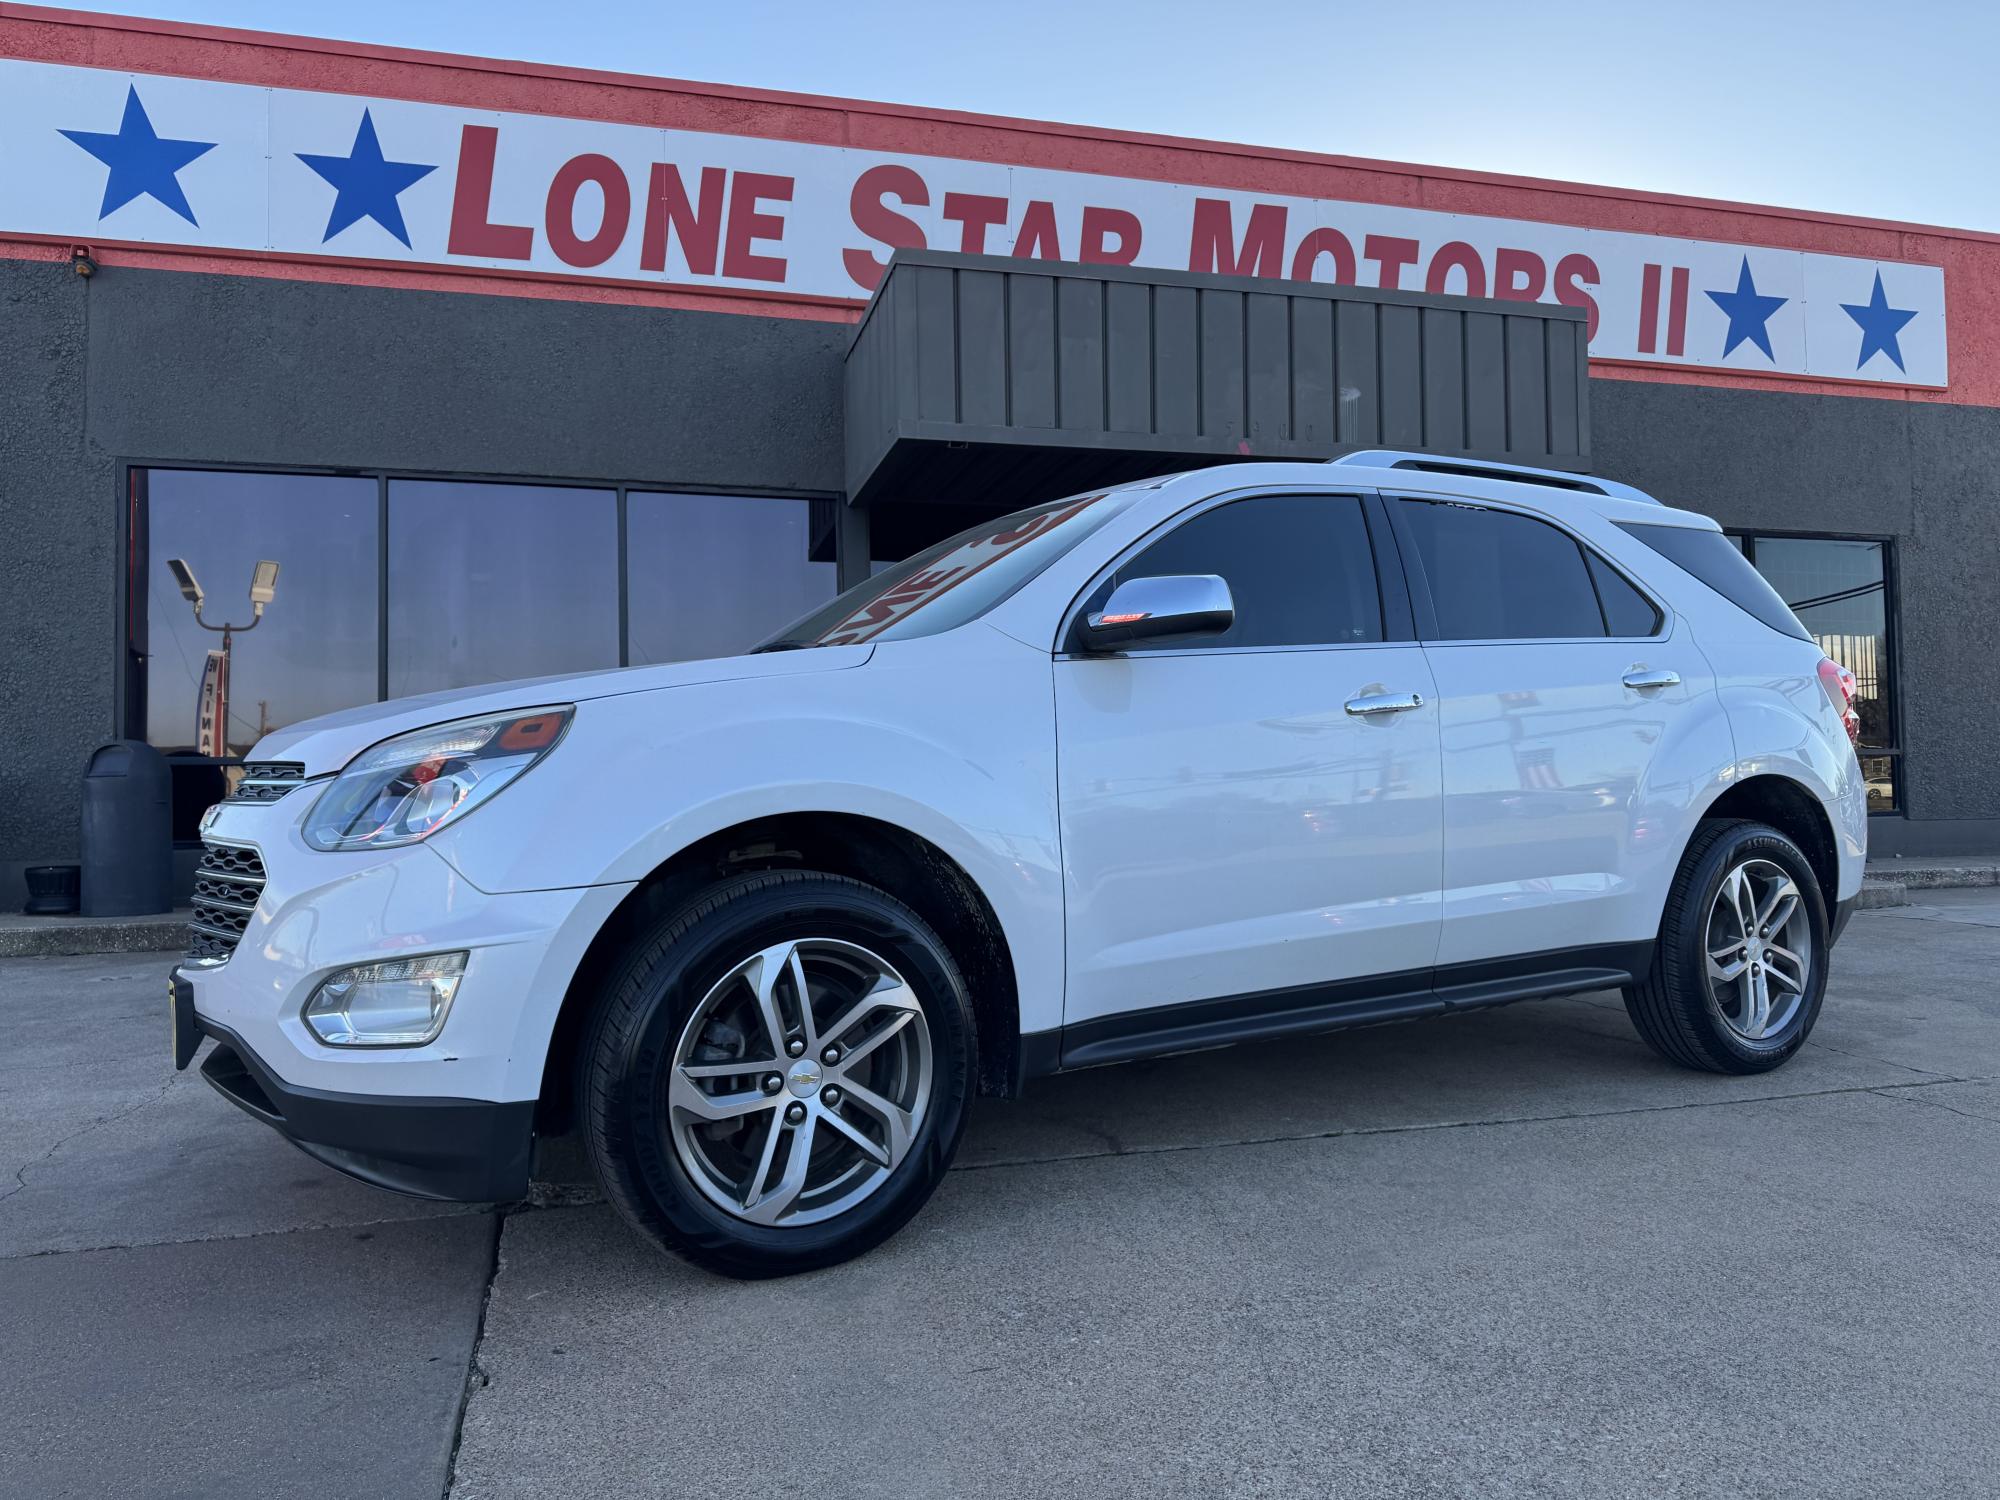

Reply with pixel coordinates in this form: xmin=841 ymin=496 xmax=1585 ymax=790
xmin=187 ymin=841 xmax=265 ymax=964
xmin=228 ymin=761 xmax=308 ymax=804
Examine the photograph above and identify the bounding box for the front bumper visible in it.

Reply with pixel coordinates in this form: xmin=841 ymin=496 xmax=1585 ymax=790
xmin=180 ymin=794 xmax=630 ymax=1104
xmin=198 ymin=1014 xmax=534 ymax=1201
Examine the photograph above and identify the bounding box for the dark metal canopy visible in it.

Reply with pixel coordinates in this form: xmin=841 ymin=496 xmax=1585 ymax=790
xmin=844 ymin=249 xmax=1592 ymax=550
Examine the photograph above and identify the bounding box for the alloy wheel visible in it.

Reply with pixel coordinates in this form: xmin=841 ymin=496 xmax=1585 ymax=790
xmin=1704 ymin=858 xmax=1812 ymax=1042
xmin=665 ymin=937 xmax=932 ymax=1228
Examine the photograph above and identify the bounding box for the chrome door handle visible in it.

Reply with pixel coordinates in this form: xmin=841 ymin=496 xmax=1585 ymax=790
xmin=1345 ymin=691 xmax=1425 ymax=717
xmin=1622 ymin=668 xmax=1681 ymax=690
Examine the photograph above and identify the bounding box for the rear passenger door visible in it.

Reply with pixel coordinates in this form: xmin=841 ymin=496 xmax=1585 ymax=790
xmin=1389 ymin=496 xmax=1715 ymax=969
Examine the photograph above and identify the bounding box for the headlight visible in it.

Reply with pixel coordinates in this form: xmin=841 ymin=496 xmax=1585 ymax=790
xmin=303 ymin=707 xmax=572 ymax=851
xmin=304 ymin=952 xmax=465 ymax=1046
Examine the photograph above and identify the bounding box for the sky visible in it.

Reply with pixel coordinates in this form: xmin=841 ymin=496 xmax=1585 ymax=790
xmin=64 ymin=0 xmax=2000 ymax=232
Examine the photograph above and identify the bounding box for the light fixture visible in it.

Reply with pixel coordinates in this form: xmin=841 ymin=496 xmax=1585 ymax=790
xmin=166 ymin=557 xmax=204 ymax=609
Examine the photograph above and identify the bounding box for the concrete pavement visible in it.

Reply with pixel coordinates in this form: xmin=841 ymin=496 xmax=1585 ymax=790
xmin=5 ymin=893 xmax=1998 ymax=1498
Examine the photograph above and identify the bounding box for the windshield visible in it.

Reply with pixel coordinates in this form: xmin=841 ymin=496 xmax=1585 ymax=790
xmin=756 ymin=488 xmax=1142 ymax=650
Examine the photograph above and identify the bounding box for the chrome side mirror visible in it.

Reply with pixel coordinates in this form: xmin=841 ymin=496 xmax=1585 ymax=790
xmin=1081 ymin=574 xmax=1235 ymax=650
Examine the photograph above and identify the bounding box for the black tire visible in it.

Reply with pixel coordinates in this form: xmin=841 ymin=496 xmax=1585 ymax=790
xmin=1623 ymin=819 xmax=1831 ymax=1074
xmin=580 ymin=870 xmax=977 ymax=1278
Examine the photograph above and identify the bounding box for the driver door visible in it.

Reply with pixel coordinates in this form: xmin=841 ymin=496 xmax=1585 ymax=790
xmin=1054 ymin=490 xmax=1444 ymax=1050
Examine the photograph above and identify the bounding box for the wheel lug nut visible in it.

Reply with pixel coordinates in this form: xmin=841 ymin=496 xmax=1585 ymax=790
xmin=786 ymin=1038 xmax=805 ymax=1057
xmin=822 ymin=1086 xmax=842 ymax=1106
xmin=785 ymin=1102 xmax=806 ymax=1124
xmin=822 ymin=1045 xmax=841 ymax=1065
xmin=762 ymin=1074 xmax=783 ymax=1093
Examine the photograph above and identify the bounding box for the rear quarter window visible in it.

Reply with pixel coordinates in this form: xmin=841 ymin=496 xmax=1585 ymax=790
xmin=1616 ymin=522 xmax=1811 ymax=641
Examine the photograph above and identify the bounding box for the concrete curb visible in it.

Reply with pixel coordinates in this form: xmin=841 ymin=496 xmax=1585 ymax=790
xmin=1856 ymin=880 xmax=1907 ymax=911
xmin=0 ymin=912 xmax=189 ymax=959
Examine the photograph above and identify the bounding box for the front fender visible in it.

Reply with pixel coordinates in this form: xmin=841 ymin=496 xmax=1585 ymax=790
xmin=426 ymin=628 xmax=1066 ymax=1036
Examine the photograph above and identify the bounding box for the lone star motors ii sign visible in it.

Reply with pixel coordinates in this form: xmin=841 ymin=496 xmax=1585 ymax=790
xmin=0 ymin=59 xmax=1949 ymax=388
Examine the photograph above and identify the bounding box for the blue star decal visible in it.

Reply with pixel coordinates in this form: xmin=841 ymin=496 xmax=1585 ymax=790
xmin=296 ymin=111 xmax=436 ymax=249
xmin=59 ymin=85 xmax=216 ymax=226
xmin=1841 ymin=271 xmax=1918 ymax=374
xmin=1705 ymin=256 xmax=1787 ymax=361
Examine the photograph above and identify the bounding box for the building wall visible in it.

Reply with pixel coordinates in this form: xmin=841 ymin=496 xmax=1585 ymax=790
xmin=0 ymin=254 xmax=849 ymax=905
xmin=3 ymin=255 xmax=1997 ymax=905
xmin=1592 ymin=378 xmax=2000 ymax=849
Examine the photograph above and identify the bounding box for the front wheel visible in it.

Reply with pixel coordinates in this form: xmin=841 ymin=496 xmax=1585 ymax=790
xmin=1623 ymin=819 xmax=1830 ymax=1074
xmin=581 ymin=871 xmax=976 ymax=1277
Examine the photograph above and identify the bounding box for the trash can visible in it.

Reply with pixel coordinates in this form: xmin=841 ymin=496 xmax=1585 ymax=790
xmin=80 ymin=740 xmax=174 ymax=917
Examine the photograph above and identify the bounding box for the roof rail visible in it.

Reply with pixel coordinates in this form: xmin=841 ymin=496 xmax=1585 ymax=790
xmin=1329 ymin=450 xmax=1662 ymax=505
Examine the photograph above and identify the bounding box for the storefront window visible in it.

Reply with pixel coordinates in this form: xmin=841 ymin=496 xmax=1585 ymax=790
xmin=133 ymin=470 xmax=834 ymax=836
xmin=387 ymin=481 xmax=619 ymax=697
xmin=626 ymin=492 xmax=836 ymax=664
xmin=137 ymin=471 xmax=379 ymax=755
xmin=1735 ymin=534 xmax=1899 ymax=813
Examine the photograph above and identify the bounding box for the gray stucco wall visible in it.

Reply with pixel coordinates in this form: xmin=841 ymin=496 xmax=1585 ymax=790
xmin=1592 ymin=379 xmax=2000 ymax=849
xmin=3 ymin=256 xmax=1996 ymax=907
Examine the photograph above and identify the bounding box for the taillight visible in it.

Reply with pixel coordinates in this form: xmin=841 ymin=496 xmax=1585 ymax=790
xmin=1817 ymin=658 xmax=1859 ymax=743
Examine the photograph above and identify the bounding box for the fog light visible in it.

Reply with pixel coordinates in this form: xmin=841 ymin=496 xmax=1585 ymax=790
xmin=303 ymin=952 xmax=466 ymax=1047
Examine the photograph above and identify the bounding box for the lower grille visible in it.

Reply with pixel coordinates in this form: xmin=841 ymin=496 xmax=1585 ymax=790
xmin=188 ymin=840 xmax=266 ymax=964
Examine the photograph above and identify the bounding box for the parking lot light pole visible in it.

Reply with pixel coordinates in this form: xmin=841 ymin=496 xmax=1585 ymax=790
xmin=166 ymin=557 xmax=280 ymax=758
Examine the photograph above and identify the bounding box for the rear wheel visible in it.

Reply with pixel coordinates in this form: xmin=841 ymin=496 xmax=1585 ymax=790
xmin=1623 ymin=819 xmax=1830 ymax=1074
xmin=581 ymin=871 xmax=976 ymax=1277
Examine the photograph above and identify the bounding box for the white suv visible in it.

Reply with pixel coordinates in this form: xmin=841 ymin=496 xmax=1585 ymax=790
xmin=173 ymin=453 xmax=1866 ymax=1276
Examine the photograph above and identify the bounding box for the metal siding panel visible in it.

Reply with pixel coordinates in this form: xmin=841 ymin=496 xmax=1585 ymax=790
xmin=1571 ymin=322 xmax=1593 ymax=465
xmin=1153 ymin=284 xmax=1198 ymax=437
xmin=1334 ymin=300 xmax=1378 ymax=444
xmin=1008 ymin=273 xmax=1057 ymax=430
xmin=845 ymin=253 xmax=1594 ymax=507
xmin=1105 ymin=280 xmax=1152 ymax=434
xmin=1545 ymin=320 xmax=1580 ymax=459
xmin=1245 ymin=292 xmax=1291 ymax=445
xmin=1290 ymin=298 xmax=1335 ymax=447
xmin=1505 ymin=314 xmax=1547 ymax=454
xmin=914 ymin=264 xmax=957 ymax=423
xmin=1379 ymin=303 xmax=1423 ymax=447
xmin=1420 ymin=307 xmax=1465 ymax=452
xmin=1200 ymin=287 xmax=1245 ymax=442
xmin=956 ymin=269 xmax=1008 ymax=428
xmin=1057 ymin=275 xmax=1105 ymax=432
xmin=1464 ymin=311 xmax=1506 ymax=453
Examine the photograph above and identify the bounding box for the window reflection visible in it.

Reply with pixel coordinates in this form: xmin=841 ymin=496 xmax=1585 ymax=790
xmin=1738 ymin=534 xmax=1897 ymax=811
xmin=627 ymin=492 xmax=835 ymax=664
xmin=388 ymin=481 xmax=618 ymax=696
xmin=141 ymin=471 xmax=378 ymax=755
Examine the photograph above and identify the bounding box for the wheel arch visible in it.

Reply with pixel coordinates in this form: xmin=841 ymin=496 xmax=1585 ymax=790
xmin=1695 ymin=773 xmax=1840 ymax=916
xmin=534 ymin=811 xmax=1024 ymax=1138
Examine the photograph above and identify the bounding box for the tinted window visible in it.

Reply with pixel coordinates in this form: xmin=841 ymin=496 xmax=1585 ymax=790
xmin=1586 ymin=552 xmax=1662 ymax=636
xmin=1398 ymin=500 xmax=1604 ymax=640
xmin=1618 ymin=522 xmax=1811 ymax=641
xmin=1089 ymin=494 xmax=1381 ymax=650
xmin=628 ymin=493 xmax=836 ymax=664
xmin=388 ymin=481 xmax=619 ymax=696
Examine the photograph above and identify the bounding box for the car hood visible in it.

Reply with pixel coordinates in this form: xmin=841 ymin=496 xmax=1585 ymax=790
xmin=247 ymin=645 xmax=874 ymax=775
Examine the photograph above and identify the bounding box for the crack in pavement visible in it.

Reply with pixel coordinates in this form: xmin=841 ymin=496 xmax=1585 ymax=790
xmin=443 ymin=1208 xmax=507 ymax=1500
xmin=0 ymin=1201 xmax=491 ymax=1262
xmin=947 ymin=1072 xmax=1993 ymax=1174
xmin=0 ymin=1072 xmax=182 ymax=1207
xmin=1867 ymin=1084 xmax=2000 ymax=1128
